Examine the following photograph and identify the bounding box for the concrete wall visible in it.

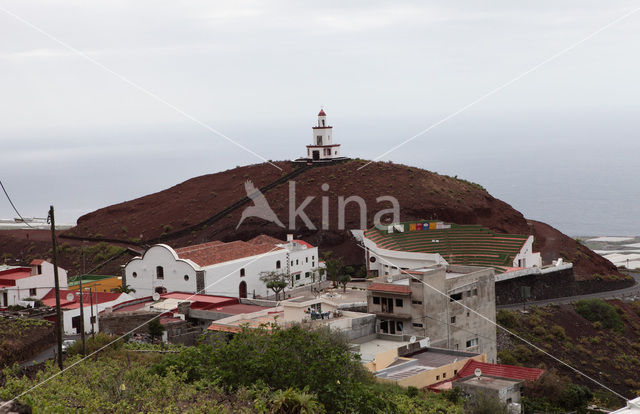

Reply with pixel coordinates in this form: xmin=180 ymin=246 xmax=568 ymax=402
xmin=344 ymin=313 xmax=376 ymax=341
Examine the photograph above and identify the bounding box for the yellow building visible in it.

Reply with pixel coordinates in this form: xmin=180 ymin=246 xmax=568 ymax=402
xmin=67 ymin=275 xmax=122 ymax=293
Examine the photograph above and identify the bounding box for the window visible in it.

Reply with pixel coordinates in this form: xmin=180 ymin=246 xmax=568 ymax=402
xmin=473 ymin=288 xmax=478 ymax=296
xmin=312 ymin=255 xmax=315 ymax=260
xmin=395 ymin=298 xmax=403 ymax=307
xmin=132 ymin=272 xmax=137 ymax=278
xmin=156 ymin=266 xmax=164 ymax=279
xmin=467 ymin=311 xmax=470 ymax=317
xmin=369 ymin=256 xmax=376 ymax=263
xmin=305 ymin=272 xmax=310 ymax=278
xmin=295 ymin=274 xmax=300 ymax=280
xmin=454 ymin=369 xmax=458 ymax=375
xmin=29 ymin=288 xmax=37 ymax=296
xmin=316 ymin=136 xmax=322 ymax=145
xmin=381 ymin=297 xmax=394 ymax=313
xmin=454 ymin=344 xmax=459 ymax=350
xmin=436 ymin=375 xmax=440 ymax=380
xmin=449 ymin=293 xmax=462 ymax=302
xmin=412 ymin=300 xmax=422 ymax=305
xmin=372 ymin=296 xmax=380 ymax=305
xmin=450 ymin=316 xmax=456 ymax=324
xmin=184 ymin=275 xmax=189 ymax=281
xmin=466 ymin=338 xmax=479 ymax=348
xmin=291 ymin=261 xmax=294 ymax=267
xmin=276 ymin=260 xmax=281 ymax=269
xmin=306 ymin=257 xmax=309 ymax=263
xmin=412 ymin=322 xmax=423 ymax=327
xmin=396 ymin=321 xmax=403 ymax=332
xmin=240 ymin=268 xmax=245 ymax=277
xmin=312 ymin=262 xmax=315 ymax=267
xmin=466 ymin=290 xmax=471 ymax=297
xmin=37 ymin=265 xmax=42 ymax=274
xmin=443 ymin=372 xmax=447 ymax=378
xmin=296 ymin=259 xmax=299 ymax=265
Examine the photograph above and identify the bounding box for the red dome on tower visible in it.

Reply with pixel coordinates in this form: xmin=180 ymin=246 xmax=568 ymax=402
xmin=318 ymin=109 xmax=326 ymax=116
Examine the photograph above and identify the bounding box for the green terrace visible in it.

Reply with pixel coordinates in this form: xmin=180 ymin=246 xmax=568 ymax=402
xmin=67 ymin=274 xmax=116 ymax=286
xmin=365 ymin=222 xmax=529 ymax=269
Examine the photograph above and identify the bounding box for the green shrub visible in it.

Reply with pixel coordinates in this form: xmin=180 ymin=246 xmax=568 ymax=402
xmin=574 ymin=299 xmax=623 ymax=330
xmin=532 ymin=326 xmax=546 ymax=336
xmin=550 ymin=325 xmax=566 ymax=341
xmin=496 ymin=309 xmax=518 ymax=329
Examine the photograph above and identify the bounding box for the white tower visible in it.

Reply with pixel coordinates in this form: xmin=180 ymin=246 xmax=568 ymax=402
xmin=306 ymin=109 xmax=341 ymax=160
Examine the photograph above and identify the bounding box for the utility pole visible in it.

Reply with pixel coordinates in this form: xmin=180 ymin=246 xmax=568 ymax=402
xmin=48 ymin=205 xmax=63 ymax=370
xmin=88 ymin=285 xmax=95 ymax=337
xmin=78 ymin=277 xmax=86 ymax=355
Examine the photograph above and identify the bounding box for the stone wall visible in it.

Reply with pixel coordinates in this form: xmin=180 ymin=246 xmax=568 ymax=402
xmin=99 ymin=312 xmax=160 ymax=336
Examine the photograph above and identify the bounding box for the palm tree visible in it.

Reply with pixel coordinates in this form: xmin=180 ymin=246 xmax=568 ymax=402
xmin=114 ymin=284 xmax=136 ymax=294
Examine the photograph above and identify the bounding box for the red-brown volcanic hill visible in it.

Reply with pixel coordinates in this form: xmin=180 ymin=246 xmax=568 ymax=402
xmin=63 ymin=160 xmax=620 ymax=280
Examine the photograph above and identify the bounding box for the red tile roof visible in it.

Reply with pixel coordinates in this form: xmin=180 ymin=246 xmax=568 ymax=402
xmin=175 ymin=240 xmax=283 ymax=267
xmin=293 ymin=239 xmax=314 ymax=248
xmin=247 ymin=235 xmax=283 ymax=245
xmin=214 ymin=303 xmax=271 ymax=314
xmin=174 ymin=241 xmax=224 ymax=254
xmin=160 ymin=292 xmax=238 ymax=308
xmin=318 ymin=109 xmax=326 ymax=116
xmin=41 ymin=289 xmax=124 ymax=309
xmin=367 ymin=283 xmax=411 ymax=294
xmin=208 ymin=323 xmax=242 ymax=333
xmin=30 ymin=259 xmax=45 ymax=265
xmin=457 ymin=360 xmax=544 ymax=382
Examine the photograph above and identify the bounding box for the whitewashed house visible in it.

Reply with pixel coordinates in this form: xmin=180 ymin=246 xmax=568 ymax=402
xmin=0 ymin=259 xmax=68 ymax=307
xmin=41 ymin=289 xmax=135 ymax=335
xmin=124 ymin=235 xmax=323 ymax=299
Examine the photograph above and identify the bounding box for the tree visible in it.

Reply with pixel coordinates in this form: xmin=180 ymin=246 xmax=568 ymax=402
xmin=322 ymin=251 xmax=345 ymax=288
xmin=148 ymin=318 xmax=165 ymax=343
xmin=260 ymin=271 xmax=289 ymax=301
xmin=337 ymin=266 xmax=354 ymax=292
xmin=114 ymin=284 xmax=136 ymax=294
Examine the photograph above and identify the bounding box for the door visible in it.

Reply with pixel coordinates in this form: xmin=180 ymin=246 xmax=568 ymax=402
xmin=239 ymin=281 xmax=247 ymax=298
xmin=2 ymin=292 xmax=7 ymax=307
xmin=389 ymin=321 xmax=396 ymax=335
xmin=380 ymin=320 xmax=388 ymax=334
xmin=312 ymin=150 xmax=320 ymax=160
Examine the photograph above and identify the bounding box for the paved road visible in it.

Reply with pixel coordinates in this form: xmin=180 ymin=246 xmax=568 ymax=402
xmin=498 ymin=272 xmax=640 ymax=309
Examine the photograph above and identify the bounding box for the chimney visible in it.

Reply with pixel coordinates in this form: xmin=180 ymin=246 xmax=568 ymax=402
xmin=287 ymin=234 xmax=293 ymax=242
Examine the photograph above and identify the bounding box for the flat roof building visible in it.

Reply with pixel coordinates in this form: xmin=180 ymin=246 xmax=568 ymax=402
xmin=366 ymin=264 xmax=497 ymax=361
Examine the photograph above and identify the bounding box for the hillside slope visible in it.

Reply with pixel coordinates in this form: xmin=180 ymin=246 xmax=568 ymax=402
xmin=63 ymin=160 xmax=619 ymax=280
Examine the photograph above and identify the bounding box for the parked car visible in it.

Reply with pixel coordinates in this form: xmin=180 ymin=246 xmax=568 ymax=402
xmin=61 ymin=339 xmax=76 ymax=353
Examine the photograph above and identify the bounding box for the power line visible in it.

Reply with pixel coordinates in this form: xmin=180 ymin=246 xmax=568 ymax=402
xmin=0 ymin=178 xmax=33 ymax=228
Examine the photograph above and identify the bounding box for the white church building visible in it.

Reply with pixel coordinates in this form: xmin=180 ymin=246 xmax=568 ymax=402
xmin=124 ymin=235 xmax=323 ymax=299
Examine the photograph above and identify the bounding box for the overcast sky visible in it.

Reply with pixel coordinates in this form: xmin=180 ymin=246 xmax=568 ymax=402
xmin=1 ymin=1 xmax=639 ymax=235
